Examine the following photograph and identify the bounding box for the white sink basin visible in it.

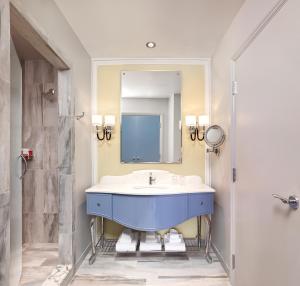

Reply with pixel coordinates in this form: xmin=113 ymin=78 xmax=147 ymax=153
xmin=134 ymin=185 xmax=169 ymax=190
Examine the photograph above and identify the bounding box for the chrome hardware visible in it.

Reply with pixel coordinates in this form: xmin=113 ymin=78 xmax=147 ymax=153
xmin=75 ymin=111 xmax=85 ymax=120
xmin=204 ymin=215 xmax=212 ymax=263
xmin=89 ymin=218 xmax=96 ymax=265
xmin=272 ymin=194 xmax=299 ymax=210
xmin=64 ymin=112 xmax=85 ymax=121
xmin=89 ymin=216 xmax=105 ymax=265
xmin=18 ymin=154 xmax=28 ymax=179
xmin=149 ymin=172 xmax=156 ymax=185
xmin=42 ymin=88 xmax=55 ymax=97
xmin=197 ymin=216 xmax=201 ymax=248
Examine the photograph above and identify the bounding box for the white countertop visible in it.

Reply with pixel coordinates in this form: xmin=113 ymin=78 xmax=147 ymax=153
xmin=85 ymin=184 xmax=215 ymax=196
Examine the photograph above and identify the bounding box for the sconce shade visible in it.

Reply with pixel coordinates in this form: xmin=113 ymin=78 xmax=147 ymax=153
xmin=198 ymin=115 xmax=209 ymax=126
xmin=92 ymin=115 xmax=103 ymax=126
xmin=104 ymin=115 xmax=116 ymax=127
xmin=185 ymin=115 xmax=197 ymax=127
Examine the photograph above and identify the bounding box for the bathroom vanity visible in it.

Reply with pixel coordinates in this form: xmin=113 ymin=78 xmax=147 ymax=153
xmin=86 ymin=170 xmax=215 ymax=263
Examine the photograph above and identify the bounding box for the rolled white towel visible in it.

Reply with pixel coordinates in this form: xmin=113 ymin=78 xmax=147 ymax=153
xmin=140 ymin=232 xmax=162 ymax=252
xmin=164 ymin=233 xmax=186 ymax=252
xmin=116 ymin=232 xmax=138 ymax=253
xmin=165 ymin=242 xmax=186 ymax=252
xmin=169 ymin=236 xmax=182 ymax=243
xmin=165 ymin=233 xmax=181 ymax=243
xmin=165 ymin=229 xmax=181 ymax=243
xmin=140 ymin=242 xmax=162 ymax=252
xmin=119 ymin=229 xmax=133 ymax=243
xmin=169 ymin=228 xmax=178 ymax=235
xmin=116 ymin=242 xmax=137 ymax=252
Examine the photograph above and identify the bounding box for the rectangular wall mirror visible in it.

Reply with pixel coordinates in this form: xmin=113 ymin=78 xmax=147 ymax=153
xmin=121 ymin=71 xmax=182 ymax=164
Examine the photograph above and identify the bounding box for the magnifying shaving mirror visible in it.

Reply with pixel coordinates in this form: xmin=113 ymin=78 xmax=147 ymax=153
xmin=204 ymin=125 xmax=225 ymax=155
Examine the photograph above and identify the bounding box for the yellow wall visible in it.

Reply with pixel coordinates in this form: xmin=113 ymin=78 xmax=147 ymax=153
xmin=96 ymin=64 xmax=206 ymax=238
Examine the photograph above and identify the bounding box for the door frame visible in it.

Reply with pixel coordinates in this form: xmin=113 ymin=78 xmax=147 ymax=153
xmin=229 ymin=0 xmax=289 ymax=284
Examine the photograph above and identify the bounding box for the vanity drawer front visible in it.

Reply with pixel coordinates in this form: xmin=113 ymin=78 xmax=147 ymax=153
xmin=188 ymin=193 xmax=214 ymax=217
xmin=86 ymin=193 xmax=112 ymax=219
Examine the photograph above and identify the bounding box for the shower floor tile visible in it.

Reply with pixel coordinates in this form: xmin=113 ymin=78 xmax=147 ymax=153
xmin=19 ymin=243 xmax=58 ymax=286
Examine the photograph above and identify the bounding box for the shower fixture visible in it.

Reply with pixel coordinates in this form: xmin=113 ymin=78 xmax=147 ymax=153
xmin=43 ymin=88 xmax=55 ymax=96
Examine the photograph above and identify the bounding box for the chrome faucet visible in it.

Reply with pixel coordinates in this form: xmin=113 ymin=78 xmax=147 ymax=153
xmin=149 ymin=172 xmax=156 ymax=185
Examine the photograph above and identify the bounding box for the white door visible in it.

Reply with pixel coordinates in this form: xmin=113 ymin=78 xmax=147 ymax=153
xmin=234 ymin=0 xmax=300 ymax=285
xmin=10 ymin=41 xmax=23 ymax=286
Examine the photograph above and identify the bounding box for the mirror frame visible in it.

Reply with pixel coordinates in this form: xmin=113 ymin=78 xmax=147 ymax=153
xmin=204 ymin=125 xmax=225 ymax=148
xmin=120 ymin=70 xmax=183 ymax=164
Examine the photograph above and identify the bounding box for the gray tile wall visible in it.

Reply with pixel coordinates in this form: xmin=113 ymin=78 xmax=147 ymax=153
xmin=22 ymin=60 xmax=59 ymax=243
xmin=58 ymin=70 xmax=75 ymax=265
xmin=0 ymin=0 xmax=10 ymax=285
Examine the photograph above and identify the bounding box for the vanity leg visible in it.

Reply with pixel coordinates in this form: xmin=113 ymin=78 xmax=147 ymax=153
xmin=89 ymin=217 xmax=96 ymax=265
xmin=101 ymin=217 xmax=104 ymax=249
xmin=204 ymin=215 xmax=213 ymax=264
xmin=197 ymin=216 xmax=201 ymax=248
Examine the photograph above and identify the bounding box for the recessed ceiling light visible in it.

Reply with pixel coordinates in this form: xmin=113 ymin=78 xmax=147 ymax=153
xmin=146 ymin=41 xmax=156 ymax=48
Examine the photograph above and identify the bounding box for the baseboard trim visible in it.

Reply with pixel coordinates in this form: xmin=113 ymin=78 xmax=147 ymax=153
xmin=211 ymin=242 xmax=230 ymax=276
xmin=60 ymin=243 xmax=91 ymax=286
xmin=60 ymin=266 xmax=74 ymax=286
xmin=75 ymin=242 xmax=92 ymax=271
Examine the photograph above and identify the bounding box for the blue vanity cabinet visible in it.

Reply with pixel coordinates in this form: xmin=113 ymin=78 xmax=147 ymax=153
xmin=86 ymin=182 xmax=215 ymax=263
xmin=188 ymin=193 xmax=214 ymax=218
xmin=112 ymin=194 xmax=188 ymax=231
xmin=86 ymin=193 xmax=112 ymax=219
xmin=155 ymin=194 xmax=188 ymax=230
xmin=86 ymin=192 xmax=214 ymax=231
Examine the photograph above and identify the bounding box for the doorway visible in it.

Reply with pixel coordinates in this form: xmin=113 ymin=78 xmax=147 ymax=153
xmin=9 ymin=4 xmax=73 ymax=285
xmin=231 ymin=0 xmax=300 ymax=285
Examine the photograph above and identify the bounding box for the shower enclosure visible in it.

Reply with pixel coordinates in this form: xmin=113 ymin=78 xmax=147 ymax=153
xmin=9 ymin=5 xmax=74 ymax=285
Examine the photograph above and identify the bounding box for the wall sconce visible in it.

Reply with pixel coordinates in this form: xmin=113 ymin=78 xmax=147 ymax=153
xmin=185 ymin=115 xmax=209 ymax=141
xmin=185 ymin=115 xmax=197 ymax=141
xmin=92 ymin=114 xmax=115 ymax=141
xmin=197 ymin=115 xmax=209 ymax=141
xmin=104 ymin=115 xmax=115 ymax=140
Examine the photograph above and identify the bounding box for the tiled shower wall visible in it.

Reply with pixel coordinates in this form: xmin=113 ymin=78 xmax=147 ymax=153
xmin=22 ymin=60 xmax=59 ymax=243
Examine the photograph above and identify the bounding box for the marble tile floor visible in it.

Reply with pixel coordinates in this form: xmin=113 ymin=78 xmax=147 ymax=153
xmin=71 ymin=240 xmax=230 ymax=286
xmin=19 ymin=243 xmax=59 ymax=286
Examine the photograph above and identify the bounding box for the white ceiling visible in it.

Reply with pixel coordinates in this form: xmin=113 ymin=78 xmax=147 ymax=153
xmin=54 ymin=0 xmax=245 ymax=58
xmin=121 ymin=71 xmax=181 ymax=98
